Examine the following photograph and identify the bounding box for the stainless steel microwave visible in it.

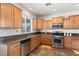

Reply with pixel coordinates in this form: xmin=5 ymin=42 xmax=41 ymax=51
xmin=52 ymin=23 xmax=63 ymax=29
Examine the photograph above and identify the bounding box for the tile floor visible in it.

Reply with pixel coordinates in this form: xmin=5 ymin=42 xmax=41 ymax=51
xmin=29 ymin=45 xmax=79 ymax=56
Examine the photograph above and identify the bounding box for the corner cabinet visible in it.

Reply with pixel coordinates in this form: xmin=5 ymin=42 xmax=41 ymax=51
xmin=32 ymin=18 xmax=37 ymax=30
xmin=0 ymin=3 xmax=22 ymax=28
xmin=32 ymin=18 xmax=43 ymax=30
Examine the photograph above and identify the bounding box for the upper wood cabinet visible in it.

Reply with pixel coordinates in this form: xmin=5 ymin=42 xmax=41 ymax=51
xmin=69 ymin=15 xmax=78 ymax=29
xmin=32 ymin=18 xmax=37 ymax=30
xmin=53 ymin=17 xmax=63 ymax=24
xmin=37 ymin=18 xmax=43 ymax=29
xmin=47 ymin=20 xmax=53 ymax=29
xmin=0 ymin=3 xmax=22 ymax=28
xmin=43 ymin=20 xmax=48 ymax=29
xmin=63 ymin=18 xmax=70 ymax=29
xmin=14 ymin=6 xmax=22 ymax=28
xmin=43 ymin=19 xmax=53 ymax=29
xmin=32 ymin=18 xmax=43 ymax=30
xmin=0 ymin=4 xmax=14 ymax=28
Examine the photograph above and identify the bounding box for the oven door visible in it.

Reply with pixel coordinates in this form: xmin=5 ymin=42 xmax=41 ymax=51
xmin=53 ymin=39 xmax=62 ymax=44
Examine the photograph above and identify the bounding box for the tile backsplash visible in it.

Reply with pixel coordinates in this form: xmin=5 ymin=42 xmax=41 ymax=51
xmin=0 ymin=29 xmax=21 ymax=36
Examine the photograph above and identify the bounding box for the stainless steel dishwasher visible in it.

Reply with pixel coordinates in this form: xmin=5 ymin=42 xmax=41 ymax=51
xmin=21 ymin=37 xmax=31 ymax=56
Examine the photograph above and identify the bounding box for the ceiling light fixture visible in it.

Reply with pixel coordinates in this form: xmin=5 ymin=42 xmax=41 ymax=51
xmin=29 ymin=8 xmax=32 ymax=10
xmin=53 ymin=9 xmax=56 ymax=11
xmin=45 ymin=3 xmax=52 ymax=6
xmin=40 ymin=11 xmax=43 ymax=14
xmin=76 ymin=4 xmax=79 ymax=6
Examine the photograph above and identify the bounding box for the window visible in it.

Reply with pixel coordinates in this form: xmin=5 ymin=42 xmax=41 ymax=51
xmin=21 ymin=17 xmax=31 ymax=33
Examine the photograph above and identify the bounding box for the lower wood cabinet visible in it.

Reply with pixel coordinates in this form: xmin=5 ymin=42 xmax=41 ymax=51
xmin=72 ymin=37 xmax=79 ymax=49
xmin=31 ymin=35 xmax=40 ymax=51
xmin=41 ymin=34 xmax=52 ymax=45
xmin=64 ymin=36 xmax=72 ymax=49
xmin=8 ymin=42 xmax=21 ymax=56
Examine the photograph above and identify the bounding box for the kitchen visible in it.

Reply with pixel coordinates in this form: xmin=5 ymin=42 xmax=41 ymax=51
xmin=0 ymin=3 xmax=79 ymax=56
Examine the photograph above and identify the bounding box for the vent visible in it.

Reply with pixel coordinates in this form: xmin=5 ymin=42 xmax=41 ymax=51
xmin=45 ymin=3 xmax=52 ymax=6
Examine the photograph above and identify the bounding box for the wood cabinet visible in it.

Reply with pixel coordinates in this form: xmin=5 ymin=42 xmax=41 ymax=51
xmin=43 ymin=20 xmax=53 ymax=29
xmin=43 ymin=20 xmax=48 ymax=29
xmin=53 ymin=17 xmax=63 ymax=24
xmin=32 ymin=18 xmax=37 ymax=30
xmin=41 ymin=34 xmax=52 ymax=45
xmin=37 ymin=18 xmax=43 ymax=29
xmin=14 ymin=6 xmax=22 ymax=28
xmin=69 ymin=15 xmax=78 ymax=29
xmin=0 ymin=3 xmax=14 ymax=28
xmin=47 ymin=20 xmax=53 ymax=29
xmin=0 ymin=3 xmax=22 ymax=28
xmin=72 ymin=37 xmax=79 ymax=49
xmin=32 ymin=18 xmax=43 ymax=30
xmin=64 ymin=36 xmax=72 ymax=48
xmin=8 ymin=42 xmax=21 ymax=56
xmin=31 ymin=35 xmax=40 ymax=51
xmin=63 ymin=18 xmax=70 ymax=29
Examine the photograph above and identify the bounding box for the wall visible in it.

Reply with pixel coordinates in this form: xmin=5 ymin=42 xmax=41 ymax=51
xmin=42 ymin=10 xmax=79 ymax=33
xmin=0 ymin=3 xmax=36 ymax=36
xmin=43 ymin=10 xmax=79 ymax=19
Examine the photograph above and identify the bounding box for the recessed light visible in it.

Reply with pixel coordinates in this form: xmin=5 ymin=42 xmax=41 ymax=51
xmin=76 ymin=4 xmax=79 ymax=6
xmin=40 ymin=11 xmax=43 ymax=14
xmin=29 ymin=8 xmax=32 ymax=10
xmin=53 ymin=9 xmax=56 ymax=11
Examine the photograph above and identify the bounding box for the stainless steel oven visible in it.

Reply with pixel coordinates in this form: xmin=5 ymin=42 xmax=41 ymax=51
xmin=21 ymin=38 xmax=31 ymax=56
xmin=52 ymin=31 xmax=64 ymax=48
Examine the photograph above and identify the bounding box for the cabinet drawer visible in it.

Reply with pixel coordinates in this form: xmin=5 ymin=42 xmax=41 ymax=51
xmin=8 ymin=42 xmax=20 ymax=50
xmin=64 ymin=37 xmax=71 ymax=44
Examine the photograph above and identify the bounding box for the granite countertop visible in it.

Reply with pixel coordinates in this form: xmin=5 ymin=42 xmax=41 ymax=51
xmin=0 ymin=32 xmax=49 ymax=44
xmin=1 ymin=31 xmax=79 ymax=44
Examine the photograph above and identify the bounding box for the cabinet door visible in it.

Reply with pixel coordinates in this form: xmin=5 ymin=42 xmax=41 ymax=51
xmin=37 ymin=18 xmax=43 ymax=29
xmin=0 ymin=4 xmax=14 ymax=28
xmin=41 ymin=34 xmax=52 ymax=45
xmin=64 ymin=36 xmax=72 ymax=48
xmin=47 ymin=20 xmax=53 ymax=29
xmin=53 ymin=17 xmax=63 ymax=23
xmin=31 ymin=35 xmax=37 ymax=51
xmin=8 ymin=42 xmax=21 ymax=56
xmin=63 ymin=18 xmax=70 ymax=29
xmin=0 ymin=3 xmax=6 ymax=27
xmin=70 ymin=16 xmax=78 ymax=29
xmin=43 ymin=20 xmax=48 ymax=29
xmin=9 ymin=47 xmax=20 ymax=56
xmin=5 ymin=4 xmax=14 ymax=28
xmin=14 ymin=7 xmax=22 ymax=28
xmin=72 ymin=37 xmax=79 ymax=49
xmin=32 ymin=18 xmax=37 ymax=29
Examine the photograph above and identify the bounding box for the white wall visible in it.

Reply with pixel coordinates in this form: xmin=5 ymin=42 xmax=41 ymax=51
xmin=0 ymin=3 xmax=36 ymax=36
xmin=43 ymin=10 xmax=79 ymax=19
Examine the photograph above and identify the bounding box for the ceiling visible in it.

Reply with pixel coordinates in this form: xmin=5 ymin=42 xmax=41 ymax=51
xmin=18 ymin=3 xmax=79 ymax=17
